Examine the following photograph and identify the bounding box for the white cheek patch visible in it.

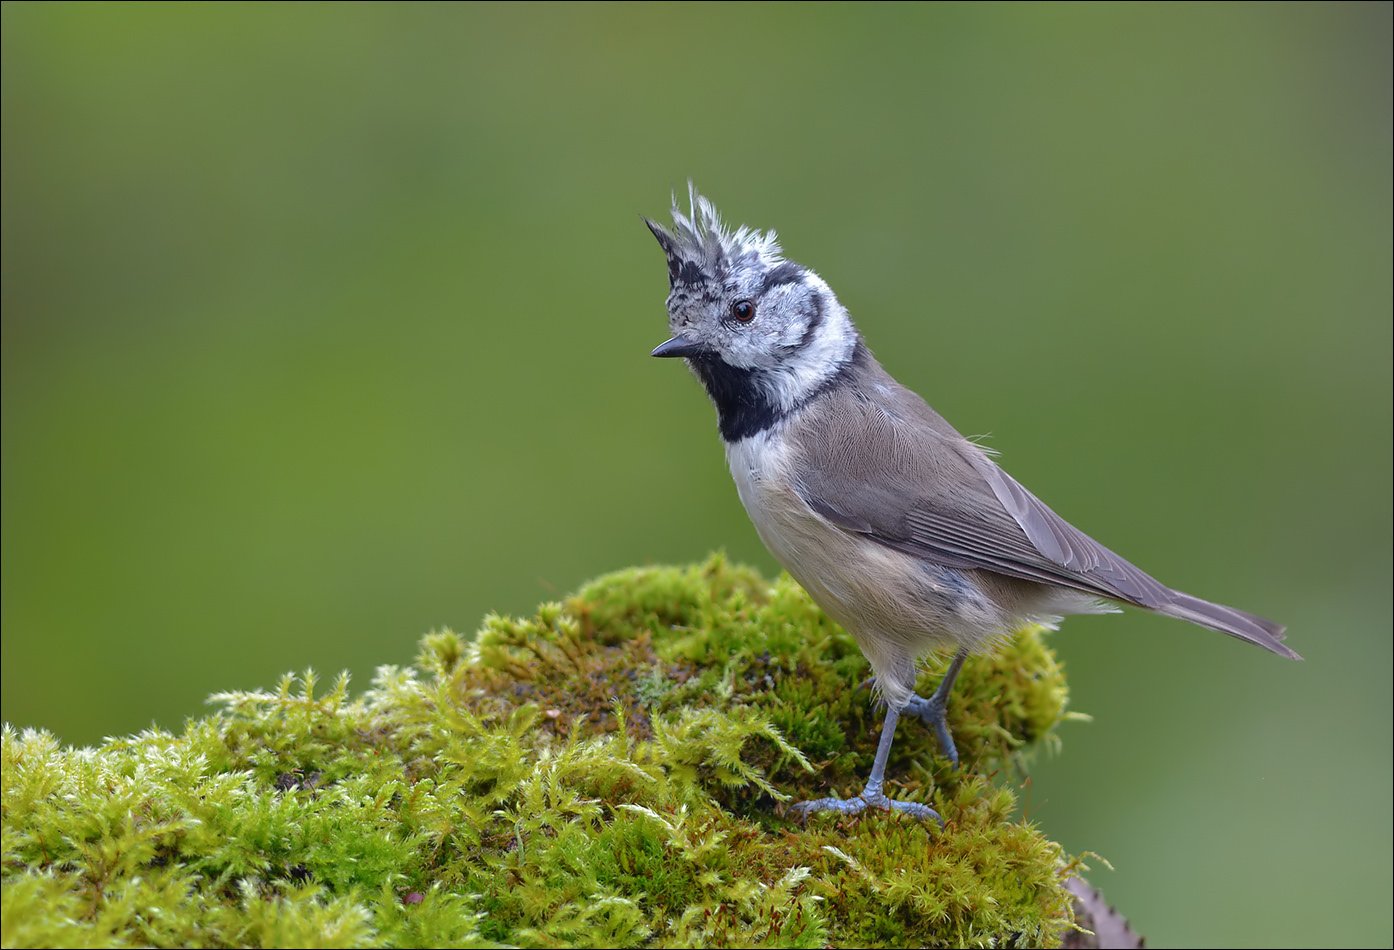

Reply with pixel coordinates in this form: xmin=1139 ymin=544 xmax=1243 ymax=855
xmin=762 ymin=301 xmax=857 ymax=411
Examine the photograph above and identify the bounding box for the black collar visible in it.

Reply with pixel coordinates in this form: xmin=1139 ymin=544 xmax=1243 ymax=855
xmin=690 ymin=338 xmax=867 ymax=442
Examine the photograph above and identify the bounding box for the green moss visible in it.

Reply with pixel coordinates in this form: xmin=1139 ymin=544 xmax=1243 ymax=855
xmin=2 ymin=555 xmax=1087 ymax=948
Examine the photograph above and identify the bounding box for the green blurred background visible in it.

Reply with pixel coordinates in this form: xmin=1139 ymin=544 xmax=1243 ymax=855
xmin=3 ymin=3 xmax=1389 ymax=946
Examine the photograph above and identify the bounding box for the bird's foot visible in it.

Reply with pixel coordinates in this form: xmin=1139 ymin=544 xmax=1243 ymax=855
xmin=789 ymin=790 xmax=942 ymax=824
xmin=904 ymin=692 xmax=959 ymax=768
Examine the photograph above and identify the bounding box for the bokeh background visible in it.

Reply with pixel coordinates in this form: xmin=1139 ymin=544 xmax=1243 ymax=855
xmin=3 ymin=3 xmax=1389 ymax=946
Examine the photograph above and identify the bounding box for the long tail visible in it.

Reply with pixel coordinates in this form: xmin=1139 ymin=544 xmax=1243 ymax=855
xmin=1155 ymin=590 xmax=1301 ymax=660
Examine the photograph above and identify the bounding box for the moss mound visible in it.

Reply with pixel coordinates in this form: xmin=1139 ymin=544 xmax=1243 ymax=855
xmin=2 ymin=555 xmax=1087 ymax=948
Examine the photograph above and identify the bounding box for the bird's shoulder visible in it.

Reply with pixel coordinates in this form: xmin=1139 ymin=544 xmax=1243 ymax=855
xmin=786 ymin=360 xmax=988 ymax=503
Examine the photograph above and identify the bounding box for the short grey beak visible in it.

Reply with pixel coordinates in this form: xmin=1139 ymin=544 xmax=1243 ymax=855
xmin=651 ymin=335 xmax=709 ymax=358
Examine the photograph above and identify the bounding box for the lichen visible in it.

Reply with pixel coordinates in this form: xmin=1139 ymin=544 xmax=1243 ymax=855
xmin=2 ymin=555 xmax=1086 ymax=948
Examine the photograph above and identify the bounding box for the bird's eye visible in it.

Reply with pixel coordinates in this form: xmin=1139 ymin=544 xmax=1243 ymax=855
xmin=730 ymin=299 xmax=756 ymax=323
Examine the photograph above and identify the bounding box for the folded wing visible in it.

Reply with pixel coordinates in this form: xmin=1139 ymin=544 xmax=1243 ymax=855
xmin=789 ymin=380 xmax=1296 ymax=659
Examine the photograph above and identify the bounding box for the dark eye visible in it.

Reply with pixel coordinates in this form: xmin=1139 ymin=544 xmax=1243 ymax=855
xmin=730 ymin=299 xmax=756 ymax=323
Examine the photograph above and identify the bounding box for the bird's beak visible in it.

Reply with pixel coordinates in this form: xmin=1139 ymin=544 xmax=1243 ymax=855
xmin=650 ymin=335 xmax=709 ymax=358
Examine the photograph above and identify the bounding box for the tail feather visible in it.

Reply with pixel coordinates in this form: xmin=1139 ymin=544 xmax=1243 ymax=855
xmin=1156 ymin=591 xmax=1301 ymax=660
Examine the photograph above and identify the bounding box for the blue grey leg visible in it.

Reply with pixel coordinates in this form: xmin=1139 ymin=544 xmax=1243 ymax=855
xmin=904 ymin=648 xmax=969 ymax=768
xmin=790 ymin=705 xmax=942 ymax=824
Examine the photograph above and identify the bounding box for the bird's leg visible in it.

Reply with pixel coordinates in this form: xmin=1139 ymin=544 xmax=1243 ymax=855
xmin=903 ymin=648 xmax=969 ymax=768
xmin=789 ymin=704 xmax=942 ymax=823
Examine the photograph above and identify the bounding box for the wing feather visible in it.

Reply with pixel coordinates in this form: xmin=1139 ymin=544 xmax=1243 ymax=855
xmin=783 ymin=356 xmax=1294 ymax=658
xmin=789 ymin=378 xmax=1172 ymax=610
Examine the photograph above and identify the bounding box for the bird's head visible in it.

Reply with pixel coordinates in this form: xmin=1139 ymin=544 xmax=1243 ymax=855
xmin=645 ymin=185 xmax=858 ymax=420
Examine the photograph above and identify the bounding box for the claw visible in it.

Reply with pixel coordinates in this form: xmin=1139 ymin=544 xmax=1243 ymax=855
xmin=905 ymin=692 xmax=960 ymax=768
xmin=788 ymin=697 xmax=949 ymax=829
xmin=790 ymin=791 xmax=942 ymax=825
xmin=902 ymin=648 xmax=968 ymax=768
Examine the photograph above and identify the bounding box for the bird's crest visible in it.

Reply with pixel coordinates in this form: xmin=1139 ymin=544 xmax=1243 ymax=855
xmin=645 ymin=183 xmax=784 ymax=286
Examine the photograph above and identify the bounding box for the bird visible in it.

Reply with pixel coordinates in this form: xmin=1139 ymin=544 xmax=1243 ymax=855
xmin=645 ymin=185 xmax=1300 ymax=823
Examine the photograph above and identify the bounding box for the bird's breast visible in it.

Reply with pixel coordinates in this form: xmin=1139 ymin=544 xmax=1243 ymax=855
xmin=724 ymin=430 xmax=803 ymax=548
xmin=724 ymin=430 xmax=876 ymax=622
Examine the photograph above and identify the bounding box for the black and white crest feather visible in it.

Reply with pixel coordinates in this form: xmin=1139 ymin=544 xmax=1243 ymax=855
xmin=646 ymin=183 xmax=785 ymax=287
